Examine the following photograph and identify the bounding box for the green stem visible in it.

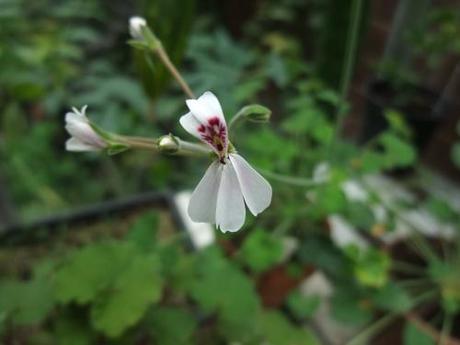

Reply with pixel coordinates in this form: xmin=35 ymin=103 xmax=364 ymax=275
xmin=176 ymin=138 xmax=212 ymax=157
xmin=345 ymin=289 xmax=438 ymax=345
xmin=228 ymin=108 xmax=245 ymax=130
xmin=345 ymin=313 xmax=397 ymax=345
xmin=258 ymin=169 xmax=318 ymax=187
xmin=439 ymin=313 xmax=453 ymax=345
xmin=328 ymin=0 xmax=364 ymax=157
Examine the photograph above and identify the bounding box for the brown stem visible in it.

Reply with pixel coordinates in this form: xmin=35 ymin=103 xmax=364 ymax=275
xmin=405 ymin=313 xmax=460 ymax=345
xmin=155 ymin=45 xmax=195 ymax=99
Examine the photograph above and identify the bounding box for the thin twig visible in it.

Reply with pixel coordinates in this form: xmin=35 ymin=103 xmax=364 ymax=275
xmin=155 ymin=45 xmax=195 ymax=99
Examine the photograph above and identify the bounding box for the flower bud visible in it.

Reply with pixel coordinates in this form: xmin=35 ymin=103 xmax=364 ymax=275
xmin=239 ymin=104 xmax=271 ymax=123
xmin=129 ymin=16 xmax=147 ymax=39
xmin=158 ymin=134 xmax=179 ymax=154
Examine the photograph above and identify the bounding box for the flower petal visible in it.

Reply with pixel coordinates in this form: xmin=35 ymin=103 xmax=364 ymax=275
xmin=188 ymin=161 xmax=222 ymax=223
xmin=229 ymin=154 xmax=272 ymax=216
xmin=66 ymin=138 xmax=100 ymax=151
xmin=179 ymin=112 xmax=202 ymax=140
xmin=185 ymin=91 xmax=225 ymax=125
xmin=216 ymin=162 xmax=246 ymax=232
xmin=198 ymin=91 xmax=225 ymax=124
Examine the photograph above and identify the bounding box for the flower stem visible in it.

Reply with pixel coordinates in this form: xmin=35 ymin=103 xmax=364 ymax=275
xmin=258 ymin=169 xmax=318 ymax=187
xmin=328 ymin=0 xmax=364 ymax=158
xmin=176 ymin=138 xmax=212 ymax=157
xmin=154 ymin=43 xmax=195 ymax=99
xmin=117 ymin=135 xmax=158 ymax=150
xmin=117 ymin=133 xmax=211 ymax=157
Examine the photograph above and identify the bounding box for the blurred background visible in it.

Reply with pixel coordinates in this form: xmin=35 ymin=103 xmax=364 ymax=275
xmin=1 ymin=0 xmax=460 ymax=344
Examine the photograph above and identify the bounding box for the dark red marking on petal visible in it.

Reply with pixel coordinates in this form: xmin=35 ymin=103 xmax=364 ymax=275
xmin=197 ymin=116 xmax=227 ymax=159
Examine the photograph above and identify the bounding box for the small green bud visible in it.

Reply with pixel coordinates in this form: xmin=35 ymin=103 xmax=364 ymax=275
xmin=239 ymin=104 xmax=271 ymax=123
xmin=158 ymin=134 xmax=179 ymax=154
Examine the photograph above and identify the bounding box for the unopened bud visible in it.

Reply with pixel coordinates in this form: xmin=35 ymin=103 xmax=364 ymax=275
xmin=158 ymin=134 xmax=179 ymax=154
xmin=129 ymin=16 xmax=147 ymax=39
xmin=239 ymin=104 xmax=271 ymax=123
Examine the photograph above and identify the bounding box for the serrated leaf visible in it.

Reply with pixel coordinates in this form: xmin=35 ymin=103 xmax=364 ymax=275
xmin=90 ymin=254 xmax=163 ymax=337
xmin=54 ymin=243 xmax=136 ymax=304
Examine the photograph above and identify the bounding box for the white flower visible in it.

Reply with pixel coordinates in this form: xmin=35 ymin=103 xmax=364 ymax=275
xmin=129 ymin=16 xmax=147 ymax=39
xmin=65 ymin=106 xmax=107 ymax=152
xmin=180 ymin=91 xmax=272 ymax=232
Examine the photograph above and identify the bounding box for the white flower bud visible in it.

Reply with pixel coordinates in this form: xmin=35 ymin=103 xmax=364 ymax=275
xmin=158 ymin=134 xmax=179 ymax=153
xmin=129 ymin=16 xmax=147 ymax=39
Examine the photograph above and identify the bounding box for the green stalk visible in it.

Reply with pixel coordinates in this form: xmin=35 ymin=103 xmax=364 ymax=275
xmin=328 ymin=0 xmax=364 ymax=158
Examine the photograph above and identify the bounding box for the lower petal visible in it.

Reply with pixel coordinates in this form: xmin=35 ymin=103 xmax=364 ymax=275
xmin=188 ymin=161 xmax=222 ymax=223
xmin=216 ymin=162 xmax=246 ymax=232
xmin=229 ymin=154 xmax=272 ymax=216
xmin=66 ymin=138 xmax=101 ymax=151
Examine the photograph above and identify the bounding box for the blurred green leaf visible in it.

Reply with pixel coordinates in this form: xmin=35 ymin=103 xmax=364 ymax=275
xmin=148 ymin=307 xmax=197 ymax=345
xmin=258 ymin=311 xmax=319 ymax=345
xmin=126 ymin=211 xmax=159 ymax=251
xmin=90 ymin=254 xmax=163 ymax=337
xmin=331 ymin=289 xmax=373 ymax=326
xmin=0 ymin=277 xmax=54 ymax=325
xmin=239 ymin=228 xmax=283 ymax=273
xmin=54 ymin=243 xmax=136 ymax=304
xmin=187 ymin=247 xmax=260 ymax=340
xmin=403 ymin=322 xmax=435 ymax=345
xmin=345 ymin=246 xmax=390 ymax=288
xmin=372 ymin=282 xmax=412 ymax=313
xmin=286 ymin=291 xmax=321 ymax=319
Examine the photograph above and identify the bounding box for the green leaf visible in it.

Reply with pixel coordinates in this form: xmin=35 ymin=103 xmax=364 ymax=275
xmin=54 ymin=243 xmax=136 ymax=304
xmin=286 ymin=291 xmax=321 ymax=319
xmin=380 ymin=133 xmax=417 ymax=168
xmin=258 ymin=311 xmax=319 ymax=345
xmin=403 ymin=322 xmax=435 ymax=345
xmin=187 ymin=248 xmax=260 ymax=341
xmin=345 ymin=246 xmax=391 ymax=288
xmin=90 ymin=254 xmax=163 ymax=337
xmin=54 ymin=315 xmax=94 ymax=345
xmin=239 ymin=228 xmax=283 ymax=273
xmin=0 ymin=277 xmax=54 ymax=325
xmin=149 ymin=307 xmax=197 ymax=345
xmin=126 ymin=211 xmax=159 ymax=251
xmin=331 ymin=290 xmax=373 ymax=327
xmin=385 ymin=109 xmax=411 ymax=138
xmin=345 ymin=202 xmax=375 ymax=230
xmin=372 ymin=282 xmax=412 ymax=312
